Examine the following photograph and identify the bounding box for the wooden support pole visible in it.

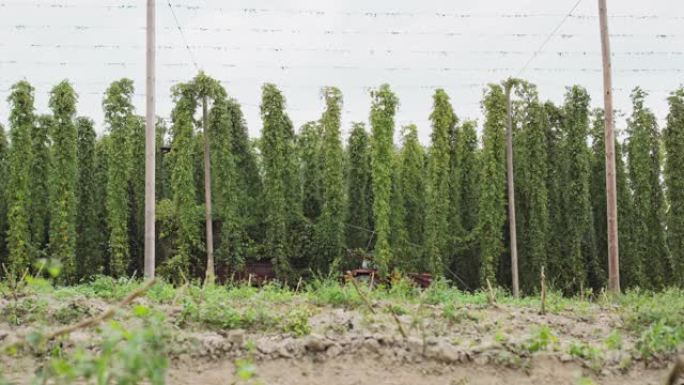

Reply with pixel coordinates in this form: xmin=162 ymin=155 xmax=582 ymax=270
xmin=144 ymin=0 xmax=156 ymax=278
xmin=598 ymin=0 xmax=620 ymax=294
xmin=505 ymin=79 xmax=520 ymax=298
xmin=203 ymin=96 xmax=215 ymax=283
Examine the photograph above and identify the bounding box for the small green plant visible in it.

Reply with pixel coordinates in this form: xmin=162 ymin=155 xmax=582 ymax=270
xmin=442 ymin=303 xmax=479 ymax=324
xmin=232 ymin=340 xmax=264 ymax=385
xmin=52 ymin=302 xmax=92 ymax=325
xmin=604 ymin=329 xmax=623 ymax=350
xmin=524 ymin=325 xmax=558 ymax=353
xmin=568 ymin=342 xmax=604 ymax=371
xmin=493 ymin=350 xmax=523 ymax=368
xmin=282 ymin=308 xmax=312 ymax=337
xmin=494 ymin=329 xmax=508 ymax=344
xmin=576 ymin=377 xmax=597 ymax=385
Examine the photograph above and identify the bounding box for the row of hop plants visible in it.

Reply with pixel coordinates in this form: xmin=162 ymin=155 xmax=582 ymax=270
xmin=0 ymin=74 xmax=684 ymax=295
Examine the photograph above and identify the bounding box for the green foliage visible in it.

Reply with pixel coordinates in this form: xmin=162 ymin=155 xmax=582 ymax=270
xmin=560 ymin=86 xmax=598 ymax=292
xmin=345 ymin=123 xmax=373 ymax=251
xmin=524 ymin=325 xmax=558 ymax=352
xmin=53 ymin=302 xmax=92 ymax=324
xmin=636 ymin=319 xmax=684 ymax=359
xmin=447 ymin=116 xmax=463 ymax=254
xmin=167 ymin=81 xmax=200 ymax=277
xmin=128 ymin=116 xmax=146 ymax=274
xmin=389 ymin=149 xmax=408 ymax=265
xmin=625 ymin=88 xmax=669 ymax=288
xmin=543 ymin=101 xmax=566 ymax=287
xmin=577 ymin=378 xmax=598 ymax=385
xmin=48 ymin=80 xmax=79 ymax=281
xmin=0 ymin=123 xmax=7 ymax=264
xmin=180 ymin=297 xmax=280 ymax=331
xmin=568 ymin=341 xmax=604 ymax=370
xmin=227 ymin=101 xmax=263 ymax=249
xmin=6 ymin=81 xmax=35 ymax=273
xmin=260 ymin=83 xmax=301 ymax=281
xmin=103 ymin=79 xmax=135 ymax=277
xmin=75 ymin=117 xmax=100 ymax=278
xmin=315 ymin=87 xmax=346 ymax=272
xmin=93 ymin=136 xmax=111 ymax=274
xmin=513 ymin=83 xmax=549 ymax=293
xmin=3 ymin=77 xmax=684 ymax=293
xmin=234 ymin=353 xmax=259 ymax=382
xmin=306 ymin=279 xmax=362 ymax=307
xmin=369 ymin=84 xmax=398 ymax=276
xmin=426 ymin=89 xmax=455 ymax=276
xmin=156 ymin=119 xmax=170 ymax=200
xmin=604 ymin=329 xmax=623 ymax=350
xmin=591 ymin=109 xmax=640 ymax=288
xmin=664 ymin=87 xmax=684 ymax=285
xmin=478 ymin=84 xmax=507 ymax=287
xmin=398 ymin=124 xmax=426 ymax=270
xmin=30 ymin=115 xmax=51 ymax=256
xmin=452 ymin=120 xmax=480 ymax=289
xmin=209 ymin=93 xmax=244 ymax=271
xmin=620 ymin=288 xmax=684 ymax=334
xmin=282 ymin=308 xmax=312 ymax=336
xmin=0 ymin=297 xmax=48 ymax=326
xmin=619 ymin=288 xmax=684 ymax=357
xmin=35 ymin=312 xmax=168 ymax=385
xmin=298 ymin=121 xmax=323 ymax=221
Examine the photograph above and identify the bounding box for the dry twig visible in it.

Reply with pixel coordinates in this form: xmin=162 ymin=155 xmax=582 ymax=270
xmin=486 ymin=278 xmax=496 ymax=306
xmin=386 ymin=305 xmax=407 ymax=339
xmin=349 ymin=275 xmax=376 ymax=314
xmin=540 ymin=266 xmax=547 ymax=315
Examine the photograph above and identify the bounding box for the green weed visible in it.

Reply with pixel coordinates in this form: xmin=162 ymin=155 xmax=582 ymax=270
xmin=306 ymin=279 xmax=361 ymax=307
xmin=604 ymin=329 xmax=623 ymax=350
xmin=636 ymin=319 xmax=684 ymax=359
xmin=282 ymin=308 xmax=312 ymax=336
xmin=52 ymin=302 xmax=92 ymax=325
xmin=524 ymin=325 xmax=558 ymax=353
xmin=568 ymin=341 xmax=604 ymax=371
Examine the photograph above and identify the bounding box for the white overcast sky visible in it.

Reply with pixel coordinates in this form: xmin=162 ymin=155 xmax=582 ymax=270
xmin=0 ymin=0 xmax=682 ymax=144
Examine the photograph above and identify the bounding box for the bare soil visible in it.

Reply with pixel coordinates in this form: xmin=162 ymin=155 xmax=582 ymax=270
xmin=169 ymin=355 xmax=667 ymax=385
xmin=1 ymin=297 xmax=680 ymax=384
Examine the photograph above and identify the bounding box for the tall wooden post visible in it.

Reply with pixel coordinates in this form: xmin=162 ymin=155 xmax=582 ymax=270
xmin=144 ymin=0 xmax=156 ymax=278
xmin=598 ymin=0 xmax=620 ymax=294
xmin=203 ymin=96 xmax=215 ymax=282
xmin=505 ymin=79 xmax=519 ymax=298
